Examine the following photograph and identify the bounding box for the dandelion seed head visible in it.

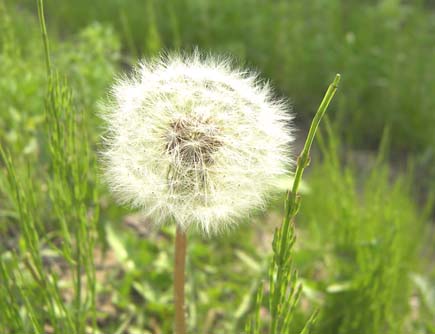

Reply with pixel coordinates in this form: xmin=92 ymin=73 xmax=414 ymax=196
xmin=101 ymin=52 xmax=294 ymax=235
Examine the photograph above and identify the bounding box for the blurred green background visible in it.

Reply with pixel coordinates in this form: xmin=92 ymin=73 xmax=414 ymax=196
xmin=1 ymin=0 xmax=434 ymax=333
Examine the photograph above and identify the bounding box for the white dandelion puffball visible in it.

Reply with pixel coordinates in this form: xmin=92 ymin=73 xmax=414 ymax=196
xmin=101 ymin=53 xmax=294 ymax=234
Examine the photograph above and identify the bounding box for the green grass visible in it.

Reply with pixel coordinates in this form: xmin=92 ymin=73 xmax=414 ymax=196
xmin=296 ymin=125 xmax=432 ymax=334
xmin=0 ymin=0 xmax=434 ymax=333
xmin=23 ymin=0 xmax=435 ymax=153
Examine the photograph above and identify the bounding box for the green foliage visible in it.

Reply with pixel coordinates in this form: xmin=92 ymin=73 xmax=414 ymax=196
xmin=295 ymin=126 xmax=432 ymax=334
xmin=0 ymin=71 xmax=97 ymax=331
xmin=0 ymin=1 xmax=106 ymax=332
xmin=0 ymin=0 xmax=434 ymax=333
xmin=26 ymin=0 xmax=435 ymax=154
xmin=0 ymin=2 xmax=119 ymax=158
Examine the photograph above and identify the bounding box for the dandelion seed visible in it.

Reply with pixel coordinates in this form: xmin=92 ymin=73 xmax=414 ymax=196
xmin=101 ymin=52 xmax=294 ymax=235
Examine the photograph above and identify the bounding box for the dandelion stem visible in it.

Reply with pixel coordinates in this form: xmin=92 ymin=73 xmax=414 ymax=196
xmin=174 ymin=226 xmax=187 ymax=334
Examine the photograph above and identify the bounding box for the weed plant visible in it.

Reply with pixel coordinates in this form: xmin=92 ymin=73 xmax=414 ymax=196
xmin=0 ymin=0 xmax=434 ymax=333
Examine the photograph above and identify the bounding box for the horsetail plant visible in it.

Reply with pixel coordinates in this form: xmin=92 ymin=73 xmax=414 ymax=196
xmin=100 ymin=53 xmax=296 ymax=333
xmin=246 ymin=74 xmax=340 ymax=334
xmin=31 ymin=0 xmax=98 ymax=332
xmin=0 ymin=0 xmax=99 ymax=332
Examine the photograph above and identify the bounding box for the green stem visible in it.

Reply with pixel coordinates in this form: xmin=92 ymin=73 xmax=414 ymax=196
xmin=75 ymin=225 xmax=82 ymax=334
xmin=270 ymin=74 xmax=340 ymax=334
xmin=36 ymin=0 xmax=52 ymax=76
xmin=282 ymin=74 xmax=341 ymax=253
xmin=174 ymin=226 xmax=187 ymax=334
xmin=289 ymin=74 xmax=341 ymax=204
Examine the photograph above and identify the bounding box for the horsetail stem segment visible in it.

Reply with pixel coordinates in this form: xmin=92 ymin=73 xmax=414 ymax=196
xmin=270 ymin=74 xmax=340 ymax=334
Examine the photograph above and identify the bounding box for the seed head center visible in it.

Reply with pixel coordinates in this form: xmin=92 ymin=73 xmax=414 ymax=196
xmin=164 ymin=117 xmax=222 ymax=196
xmin=165 ymin=118 xmax=221 ymax=167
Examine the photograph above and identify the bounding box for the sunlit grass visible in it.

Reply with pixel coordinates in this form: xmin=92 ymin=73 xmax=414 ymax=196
xmin=0 ymin=0 xmax=434 ymax=333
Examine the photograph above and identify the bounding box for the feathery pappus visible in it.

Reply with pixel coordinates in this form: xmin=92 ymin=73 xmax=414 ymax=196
xmin=100 ymin=52 xmax=294 ymax=235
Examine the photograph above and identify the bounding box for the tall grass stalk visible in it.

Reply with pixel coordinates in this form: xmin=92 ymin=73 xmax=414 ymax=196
xmin=247 ymin=74 xmax=340 ymax=333
xmin=0 ymin=0 xmax=103 ymax=332
xmin=0 ymin=147 xmax=75 ymax=333
xmin=36 ymin=0 xmax=51 ymax=75
xmin=272 ymin=73 xmax=340 ymax=333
